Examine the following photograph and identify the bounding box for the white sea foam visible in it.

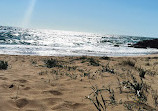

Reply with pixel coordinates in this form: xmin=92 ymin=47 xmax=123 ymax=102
xmin=0 ymin=26 xmax=157 ymax=56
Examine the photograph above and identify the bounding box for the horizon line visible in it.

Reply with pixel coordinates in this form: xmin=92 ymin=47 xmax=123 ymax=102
xmin=0 ymin=25 xmax=157 ymax=38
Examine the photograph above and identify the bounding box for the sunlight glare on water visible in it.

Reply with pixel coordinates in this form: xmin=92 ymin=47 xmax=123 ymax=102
xmin=0 ymin=26 xmax=158 ymax=56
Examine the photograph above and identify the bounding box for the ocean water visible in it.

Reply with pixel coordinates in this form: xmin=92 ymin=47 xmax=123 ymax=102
xmin=0 ymin=26 xmax=157 ymax=56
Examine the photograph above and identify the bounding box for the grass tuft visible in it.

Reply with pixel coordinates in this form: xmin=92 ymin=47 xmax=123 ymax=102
xmin=88 ymin=58 xmax=100 ymax=66
xmin=122 ymin=60 xmax=135 ymax=67
xmin=44 ymin=59 xmax=62 ymax=68
xmin=0 ymin=60 xmax=8 ymax=70
xmin=100 ymin=56 xmax=110 ymax=60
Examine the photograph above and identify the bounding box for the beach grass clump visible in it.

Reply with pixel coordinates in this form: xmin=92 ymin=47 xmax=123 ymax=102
xmin=76 ymin=56 xmax=88 ymax=61
xmin=145 ymin=62 xmax=150 ymax=66
xmin=106 ymin=87 xmax=116 ymax=105
xmin=146 ymin=70 xmax=156 ymax=77
xmin=123 ymin=101 xmax=155 ymax=111
xmin=86 ymin=85 xmax=118 ymax=111
xmin=31 ymin=60 xmax=37 ymax=65
xmin=0 ymin=60 xmax=8 ymax=70
xmin=67 ymin=66 xmax=77 ymax=71
xmin=139 ymin=69 xmax=146 ymax=78
xmin=121 ymin=60 xmax=135 ymax=67
xmin=44 ymin=59 xmax=62 ymax=68
xmin=137 ymin=67 xmax=146 ymax=78
xmin=79 ymin=56 xmax=88 ymax=60
xmin=88 ymin=58 xmax=100 ymax=66
xmin=85 ymin=85 xmax=107 ymax=111
xmin=76 ymin=56 xmax=88 ymax=63
xmin=152 ymin=90 xmax=158 ymax=107
xmin=65 ymin=73 xmax=77 ymax=80
xmin=151 ymin=57 xmax=158 ymax=59
xmin=122 ymin=75 xmax=148 ymax=103
xmin=84 ymin=73 xmax=90 ymax=77
xmin=102 ymin=63 xmax=114 ymax=74
xmin=123 ymin=102 xmax=134 ymax=110
xmin=100 ymin=56 xmax=110 ymax=60
xmin=78 ymin=57 xmax=100 ymax=66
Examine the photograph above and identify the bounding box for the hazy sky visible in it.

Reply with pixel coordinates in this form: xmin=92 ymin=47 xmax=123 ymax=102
xmin=0 ymin=0 xmax=158 ymax=37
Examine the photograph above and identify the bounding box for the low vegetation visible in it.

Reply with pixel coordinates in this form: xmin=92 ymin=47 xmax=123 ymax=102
xmin=102 ymin=62 xmax=114 ymax=74
xmin=100 ymin=56 xmax=110 ymax=60
xmin=85 ymin=85 xmax=116 ymax=111
xmin=0 ymin=60 xmax=8 ymax=70
xmin=138 ymin=68 xmax=146 ymax=78
xmin=121 ymin=60 xmax=135 ymax=67
xmin=32 ymin=56 xmax=158 ymax=110
xmin=78 ymin=57 xmax=100 ymax=66
xmin=86 ymin=73 xmax=156 ymax=111
xmin=88 ymin=58 xmax=100 ymax=66
xmin=44 ymin=59 xmax=62 ymax=68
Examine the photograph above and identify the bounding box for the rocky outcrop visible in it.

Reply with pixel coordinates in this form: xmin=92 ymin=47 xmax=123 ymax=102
xmin=131 ymin=39 xmax=158 ymax=49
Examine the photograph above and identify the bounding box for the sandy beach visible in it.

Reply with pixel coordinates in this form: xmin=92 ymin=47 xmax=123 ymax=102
xmin=0 ymin=54 xmax=157 ymax=111
xmin=1 ymin=0 xmax=158 ymax=110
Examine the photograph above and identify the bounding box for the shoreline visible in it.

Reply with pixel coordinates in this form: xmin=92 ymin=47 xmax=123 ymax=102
xmin=0 ymin=52 xmax=158 ymax=57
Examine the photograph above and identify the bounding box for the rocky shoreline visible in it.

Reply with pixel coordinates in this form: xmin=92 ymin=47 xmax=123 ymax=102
xmin=131 ymin=39 xmax=158 ymax=49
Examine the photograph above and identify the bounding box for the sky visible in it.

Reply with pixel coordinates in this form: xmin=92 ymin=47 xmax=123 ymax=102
xmin=0 ymin=0 xmax=158 ymax=37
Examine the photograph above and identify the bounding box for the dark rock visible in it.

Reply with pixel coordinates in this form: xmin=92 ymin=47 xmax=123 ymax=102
xmin=132 ymin=39 xmax=158 ymax=49
xmin=114 ymin=44 xmax=119 ymax=47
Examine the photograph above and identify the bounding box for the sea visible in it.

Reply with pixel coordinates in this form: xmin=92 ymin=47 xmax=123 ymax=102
xmin=0 ymin=26 xmax=157 ymax=57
